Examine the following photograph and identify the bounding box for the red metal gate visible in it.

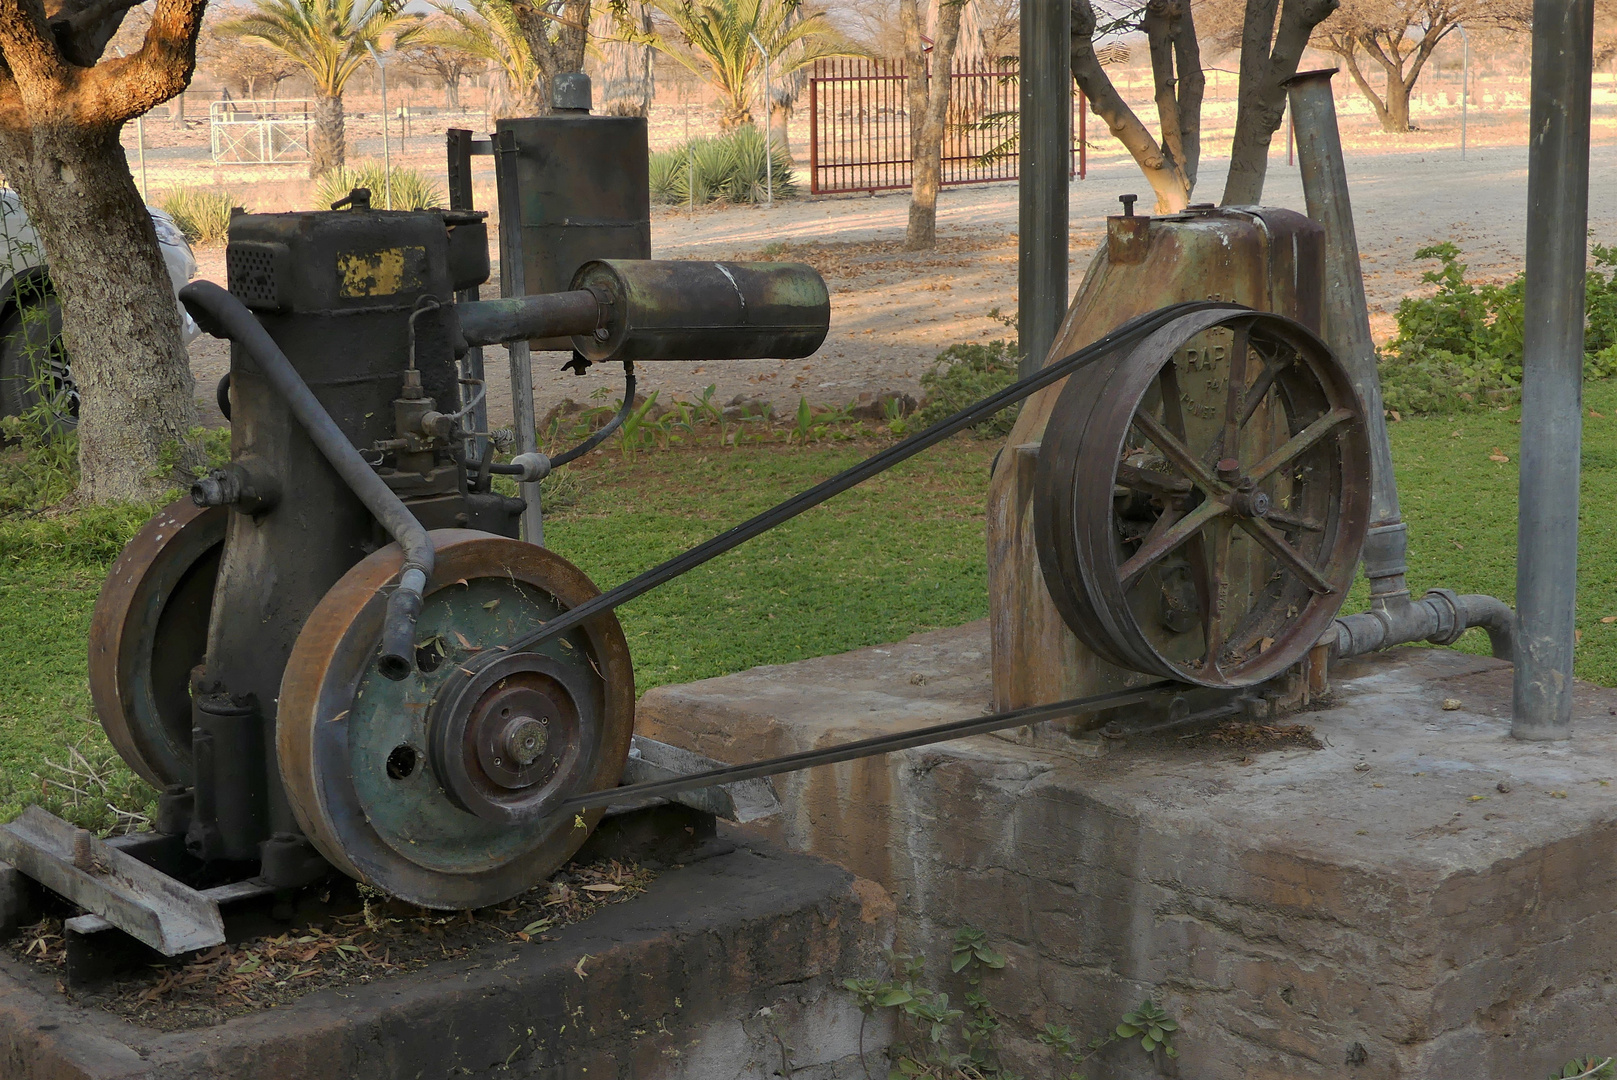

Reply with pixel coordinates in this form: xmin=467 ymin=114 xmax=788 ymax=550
xmin=806 ymin=57 xmax=1087 ymax=196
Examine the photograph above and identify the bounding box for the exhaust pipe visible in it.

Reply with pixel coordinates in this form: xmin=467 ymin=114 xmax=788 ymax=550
xmin=1284 ymin=69 xmax=1515 ymax=663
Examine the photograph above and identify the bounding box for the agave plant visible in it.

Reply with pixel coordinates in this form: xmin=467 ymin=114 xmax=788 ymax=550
xmin=314 ymin=162 xmax=447 ymax=210
xmin=649 ymin=126 xmax=796 ymax=207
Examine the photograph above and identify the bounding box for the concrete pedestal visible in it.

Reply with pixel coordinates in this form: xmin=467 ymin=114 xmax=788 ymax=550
xmin=638 ymin=623 xmax=1617 ymax=1079
xmin=0 ymin=841 xmax=894 ymax=1080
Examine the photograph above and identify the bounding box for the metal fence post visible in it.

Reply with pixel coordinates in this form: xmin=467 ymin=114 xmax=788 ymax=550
xmin=1018 ymin=0 xmax=1072 ymax=378
xmin=1514 ymin=0 xmax=1595 ymax=740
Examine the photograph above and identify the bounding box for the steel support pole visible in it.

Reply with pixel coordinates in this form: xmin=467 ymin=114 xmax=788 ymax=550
xmin=495 ymin=128 xmax=545 ymax=546
xmin=1018 ymin=0 xmax=1071 ymax=378
xmin=1514 ymin=0 xmax=1594 ymax=741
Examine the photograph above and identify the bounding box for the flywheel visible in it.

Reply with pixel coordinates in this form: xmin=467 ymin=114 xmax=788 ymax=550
xmin=89 ymin=498 xmax=227 ymax=788
xmin=277 ymin=530 xmax=635 ymax=910
xmin=1035 ymin=308 xmax=1371 ymax=688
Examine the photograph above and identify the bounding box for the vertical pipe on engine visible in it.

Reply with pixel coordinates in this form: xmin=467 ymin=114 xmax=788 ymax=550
xmin=1284 ymin=69 xmax=1407 ymax=606
xmin=1018 ymin=0 xmax=1071 ymax=378
xmin=1514 ymin=0 xmax=1595 ymax=741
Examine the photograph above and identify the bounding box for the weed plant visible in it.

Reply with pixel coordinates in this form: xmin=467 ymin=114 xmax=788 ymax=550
xmin=1381 ymin=242 xmax=1617 ymax=415
xmin=159 ymin=187 xmax=237 ymax=244
xmin=917 ymin=340 xmax=1021 ymax=437
xmin=649 ymin=126 xmax=796 ymax=206
xmin=314 ymin=162 xmax=447 ymax=211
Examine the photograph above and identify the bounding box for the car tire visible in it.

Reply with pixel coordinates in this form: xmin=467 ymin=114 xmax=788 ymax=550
xmin=0 ymin=289 xmax=74 ymax=434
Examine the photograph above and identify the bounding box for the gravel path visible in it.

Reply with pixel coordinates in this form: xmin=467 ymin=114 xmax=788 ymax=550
xmin=187 ymin=140 xmax=1617 ymax=431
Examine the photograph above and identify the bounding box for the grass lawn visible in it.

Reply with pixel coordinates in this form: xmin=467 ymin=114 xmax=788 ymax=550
xmin=3 ymin=382 xmax=1617 ymax=831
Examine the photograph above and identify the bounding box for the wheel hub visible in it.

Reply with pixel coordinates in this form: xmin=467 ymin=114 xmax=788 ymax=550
xmin=429 ymin=652 xmax=596 ymax=824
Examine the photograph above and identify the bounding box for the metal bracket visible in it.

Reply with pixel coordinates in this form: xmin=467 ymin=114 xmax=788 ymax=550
xmin=621 ymin=736 xmax=782 ymax=823
xmin=0 ymin=807 xmax=226 ymax=956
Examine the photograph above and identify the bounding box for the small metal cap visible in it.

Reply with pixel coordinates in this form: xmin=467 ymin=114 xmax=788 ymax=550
xmin=552 ymin=72 xmax=592 ymax=113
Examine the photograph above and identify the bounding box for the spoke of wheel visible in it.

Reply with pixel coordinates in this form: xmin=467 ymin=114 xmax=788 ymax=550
xmin=1117 ymin=463 xmax=1193 ymax=498
xmin=1131 ymin=411 xmax=1223 ymax=493
xmin=1247 ymin=407 xmax=1355 ymax=483
xmin=1158 ymin=360 xmax=1191 ymax=441
xmin=1263 ymin=508 xmax=1324 ymax=532
xmin=1221 ymin=325 xmax=1249 ymax=461
xmin=1236 ymin=517 xmax=1335 ymax=595
xmin=1119 ymin=498 xmax=1227 ymax=589
xmin=1134 ymin=503 xmax=1185 ymax=552
xmin=1200 ymin=519 xmax=1231 ymax=671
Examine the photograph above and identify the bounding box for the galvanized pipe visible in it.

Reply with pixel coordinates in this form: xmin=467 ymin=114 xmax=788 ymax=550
xmin=1330 ymin=590 xmax=1515 ymax=663
xmin=1017 ymin=0 xmax=1070 ymax=377
xmin=455 ymin=291 xmax=601 ymax=348
xmin=1514 ymin=0 xmax=1595 ymax=741
xmin=1284 ymin=69 xmax=1407 ymax=607
xmin=1287 ymin=67 xmax=1519 ymax=668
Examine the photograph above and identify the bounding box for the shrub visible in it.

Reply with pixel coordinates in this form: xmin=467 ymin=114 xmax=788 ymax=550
xmin=649 ymin=126 xmax=796 ymax=207
xmin=159 ymin=187 xmax=236 ymax=244
xmin=917 ymin=339 xmax=1021 ymax=437
xmin=1381 ymin=242 xmax=1617 ymax=415
xmin=314 ymin=162 xmax=447 ymax=211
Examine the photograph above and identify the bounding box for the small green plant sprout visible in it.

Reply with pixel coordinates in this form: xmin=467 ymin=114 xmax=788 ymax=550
xmin=1116 ymin=999 xmax=1178 ymax=1057
xmin=950 ymin=927 xmax=1006 ymax=976
xmin=1035 ymin=998 xmax=1181 ymax=1080
xmin=1551 ymin=1057 xmax=1615 ymax=1080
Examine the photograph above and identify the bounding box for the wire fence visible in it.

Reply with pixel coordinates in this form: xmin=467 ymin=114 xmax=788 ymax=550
xmin=209 ymin=100 xmax=313 ymax=165
xmin=806 ymin=57 xmax=1087 ymax=195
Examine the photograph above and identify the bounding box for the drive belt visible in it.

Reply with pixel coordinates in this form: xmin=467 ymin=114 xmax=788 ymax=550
xmin=557 ymin=681 xmax=1178 ymax=814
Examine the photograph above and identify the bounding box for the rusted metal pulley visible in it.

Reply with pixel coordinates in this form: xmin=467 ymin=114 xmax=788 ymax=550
xmin=1034 ymin=308 xmax=1371 ymax=688
xmin=276 ymin=530 xmax=634 ymax=910
xmin=88 ymin=499 xmax=226 ymax=788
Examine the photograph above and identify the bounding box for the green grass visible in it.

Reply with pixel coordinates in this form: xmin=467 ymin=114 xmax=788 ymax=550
xmin=3 ymin=388 xmax=1617 ymax=830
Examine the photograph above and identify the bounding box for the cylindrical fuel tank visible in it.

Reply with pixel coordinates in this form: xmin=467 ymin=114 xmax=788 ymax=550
xmin=987 ymin=205 xmax=1326 ymax=718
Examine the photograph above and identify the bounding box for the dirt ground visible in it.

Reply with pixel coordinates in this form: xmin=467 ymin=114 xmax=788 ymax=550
xmin=184 ymin=135 xmax=1617 ymax=432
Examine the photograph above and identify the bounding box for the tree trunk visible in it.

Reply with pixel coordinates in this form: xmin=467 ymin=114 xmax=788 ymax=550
xmin=1382 ymin=72 xmax=1411 ymax=131
xmin=445 ymin=75 xmax=460 ymax=111
xmin=1222 ymin=0 xmax=1339 ymax=206
xmin=1070 ymin=0 xmax=1187 ymax=213
xmin=310 ymin=92 xmax=344 ymax=176
xmin=0 ymin=123 xmax=197 ymax=500
xmin=903 ymin=0 xmax=965 ymax=250
xmin=1337 ymin=45 xmax=1400 ymax=132
xmin=512 ymin=0 xmax=589 ymax=114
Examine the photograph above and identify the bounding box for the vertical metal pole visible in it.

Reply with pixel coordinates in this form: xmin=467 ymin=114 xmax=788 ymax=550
xmin=1514 ymin=0 xmax=1594 ymax=741
xmin=446 ymin=128 xmax=488 ymax=463
xmin=367 ymin=41 xmax=392 ymax=209
xmin=495 ymin=128 xmax=545 ymax=546
xmin=1018 ymin=0 xmax=1071 ymax=377
xmin=1459 ymin=25 xmax=1469 ymax=159
xmin=1286 ymin=70 xmax=1407 ymax=604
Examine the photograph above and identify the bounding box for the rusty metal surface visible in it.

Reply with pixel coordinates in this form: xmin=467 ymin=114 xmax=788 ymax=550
xmin=570 ymin=260 xmax=830 ymax=363
xmin=0 ymin=808 xmax=225 ymax=956
xmin=276 ymin=530 xmax=635 ymax=910
xmin=1034 ymin=308 xmax=1371 ymax=688
xmin=88 ymin=498 xmax=226 ymax=789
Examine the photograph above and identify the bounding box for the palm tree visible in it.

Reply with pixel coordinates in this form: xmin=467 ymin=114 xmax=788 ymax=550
xmin=223 ymin=0 xmax=421 ymax=176
xmin=418 ymin=0 xmax=540 ymax=118
xmin=641 ymin=0 xmax=854 ymax=130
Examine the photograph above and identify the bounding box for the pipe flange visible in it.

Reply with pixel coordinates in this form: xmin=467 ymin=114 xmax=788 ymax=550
xmin=1423 ymin=588 xmax=1465 ymax=646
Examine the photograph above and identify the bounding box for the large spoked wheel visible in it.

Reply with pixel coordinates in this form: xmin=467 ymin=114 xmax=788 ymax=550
xmin=89 ymin=499 xmax=226 ymax=788
xmin=1035 ymin=309 xmax=1371 ymax=688
xmin=278 ymin=530 xmax=635 ymax=910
